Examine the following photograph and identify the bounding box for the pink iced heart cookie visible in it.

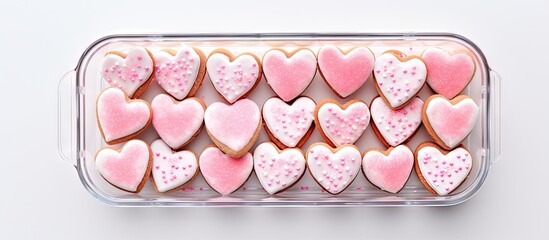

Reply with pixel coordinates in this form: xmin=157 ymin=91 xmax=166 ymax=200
xmin=263 ymin=48 xmax=317 ymax=101
xmin=96 ymin=88 xmax=152 ymax=144
xmin=315 ymin=99 xmax=370 ymax=147
xmin=262 ymin=96 xmax=316 ymax=149
xmin=362 ymin=145 xmax=414 ymax=193
xmin=94 ymin=140 xmax=152 ymax=193
xmin=415 ymin=142 xmax=472 ymax=196
xmin=422 ymin=48 xmax=475 ymax=99
xmin=206 ymin=49 xmax=262 ymax=103
xmin=370 ymin=96 xmax=423 ymax=147
xmin=150 ymin=139 xmax=198 ymax=193
xmin=306 ymin=143 xmax=362 ymax=194
xmin=423 ymin=95 xmax=479 ymax=150
xmin=151 ymin=94 xmax=205 ymax=150
xmin=317 ymin=45 xmax=375 ymax=98
xmin=253 ymin=142 xmax=306 ymax=195
xmin=100 ymin=47 xmax=154 ymax=98
xmin=373 ymin=50 xmax=427 ymax=109
xmin=199 ymin=146 xmax=253 ymax=195
xmin=153 ymin=46 xmax=207 ymax=100
xmin=204 ymin=99 xmax=262 ymax=157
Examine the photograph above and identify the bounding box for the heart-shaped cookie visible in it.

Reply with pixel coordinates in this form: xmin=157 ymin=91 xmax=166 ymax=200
xmin=199 ymin=146 xmax=253 ymax=195
xmin=306 ymin=143 xmax=362 ymax=194
xmin=153 ymin=46 xmax=207 ymax=100
xmin=423 ymin=95 xmax=479 ymax=150
xmin=373 ymin=50 xmax=427 ymax=109
xmin=206 ymin=49 xmax=262 ymax=103
xmin=362 ymin=145 xmax=414 ymax=193
xmin=150 ymin=139 xmax=198 ymax=193
xmin=263 ymin=48 xmax=317 ymax=101
xmin=315 ymin=99 xmax=370 ymax=147
xmin=317 ymin=45 xmax=375 ymax=98
xmin=204 ymin=99 xmax=262 ymax=157
xmin=253 ymin=142 xmax=306 ymax=195
xmin=422 ymin=48 xmax=475 ymax=99
xmin=94 ymin=140 xmax=152 ymax=193
xmin=151 ymin=94 xmax=205 ymax=150
xmin=96 ymin=88 xmax=152 ymax=144
xmin=262 ymin=96 xmax=316 ymax=149
xmin=370 ymin=96 xmax=423 ymax=147
xmin=415 ymin=142 xmax=472 ymax=196
xmin=100 ymin=47 xmax=154 ymax=98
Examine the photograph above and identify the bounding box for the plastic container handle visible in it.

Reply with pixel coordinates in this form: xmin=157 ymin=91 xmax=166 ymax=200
xmin=57 ymin=70 xmax=77 ymax=167
xmin=490 ymin=70 xmax=502 ymax=164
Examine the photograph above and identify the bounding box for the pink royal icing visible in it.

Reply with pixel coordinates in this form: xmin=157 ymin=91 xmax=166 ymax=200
xmin=151 ymin=94 xmax=204 ymax=149
xmin=101 ymin=47 xmax=154 ymax=98
xmin=370 ymin=97 xmax=423 ymax=146
xmin=253 ymin=142 xmax=306 ymax=195
xmin=263 ymin=49 xmax=317 ymax=101
xmin=95 ymin=140 xmax=151 ymax=192
xmin=97 ymin=88 xmax=151 ymax=143
xmin=150 ymin=139 xmax=198 ymax=193
xmin=316 ymin=100 xmax=370 ymax=147
xmin=204 ymin=99 xmax=260 ymax=152
xmin=154 ymin=46 xmax=202 ymax=100
xmin=362 ymin=145 xmax=414 ymax=193
xmin=306 ymin=144 xmax=362 ymax=194
xmin=422 ymin=48 xmax=475 ymax=99
xmin=317 ymin=45 xmax=375 ymax=98
xmin=262 ymin=97 xmax=316 ymax=148
xmin=199 ymin=146 xmax=253 ymax=195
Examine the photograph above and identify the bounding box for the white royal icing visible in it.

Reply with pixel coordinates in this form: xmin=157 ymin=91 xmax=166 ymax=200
xmin=101 ymin=47 xmax=154 ymax=97
xmin=206 ymin=52 xmax=260 ymax=103
xmin=154 ymin=45 xmax=201 ymax=100
xmin=417 ymin=146 xmax=472 ymax=196
xmin=263 ymin=97 xmax=315 ymax=147
xmin=307 ymin=144 xmax=362 ymax=194
xmin=150 ymin=139 xmax=198 ymax=193
xmin=370 ymin=97 xmax=423 ymax=146
xmin=253 ymin=143 xmax=306 ymax=195
xmin=317 ymin=101 xmax=370 ymax=146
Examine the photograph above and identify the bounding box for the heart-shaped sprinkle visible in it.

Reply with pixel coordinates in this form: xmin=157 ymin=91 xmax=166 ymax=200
xmin=317 ymin=45 xmax=375 ymax=98
xmin=204 ymin=99 xmax=261 ymax=157
xmin=151 ymin=94 xmax=205 ymax=149
xmin=96 ymin=88 xmax=152 ymax=144
xmin=415 ymin=142 xmax=472 ymax=196
xmin=206 ymin=50 xmax=261 ymax=103
xmin=154 ymin=46 xmax=206 ymax=100
xmin=101 ymin=47 xmax=154 ymax=98
xmin=370 ymin=96 xmax=423 ymax=147
xmin=94 ymin=140 xmax=152 ymax=193
xmin=263 ymin=48 xmax=317 ymax=101
xmin=199 ymin=146 xmax=253 ymax=195
xmin=253 ymin=142 xmax=306 ymax=195
xmin=150 ymin=139 xmax=198 ymax=193
xmin=362 ymin=145 xmax=414 ymax=193
xmin=315 ymin=99 xmax=370 ymax=147
xmin=306 ymin=143 xmax=362 ymax=194
xmin=262 ymin=97 xmax=316 ymax=148
xmin=423 ymin=95 xmax=479 ymax=149
xmin=373 ymin=51 xmax=427 ymax=109
xmin=422 ymin=48 xmax=475 ymax=99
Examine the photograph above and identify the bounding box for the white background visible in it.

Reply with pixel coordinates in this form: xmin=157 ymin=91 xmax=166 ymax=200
xmin=0 ymin=0 xmax=547 ymax=239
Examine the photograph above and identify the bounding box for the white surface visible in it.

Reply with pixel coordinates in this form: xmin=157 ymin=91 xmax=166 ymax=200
xmin=0 ymin=0 xmax=546 ymax=239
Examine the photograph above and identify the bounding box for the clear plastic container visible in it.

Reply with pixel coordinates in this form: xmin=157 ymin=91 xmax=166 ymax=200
xmin=57 ymin=33 xmax=502 ymax=206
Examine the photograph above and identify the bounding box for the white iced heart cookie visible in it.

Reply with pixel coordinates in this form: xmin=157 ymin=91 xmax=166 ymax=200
xmin=153 ymin=46 xmax=206 ymax=100
xmin=150 ymin=139 xmax=199 ymax=193
xmin=373 ymin=50 xmax=427 ymax=109
xmin=100 ymin=47 xmax=154 ymax=98
xmin=415 ymin=142 xmax=473 ymax=196
xmin=315 ymin=99 xmax=370 ymax=147
xmin=262 ymin=97 xmax=316 ymax=148
xmin=253 ymin=142 xmax=306 ymax=195
xmin=306 ymin=143 xmax=362 ymax=194
xmin=206 ymin=49 xmax=262 ymax=103
xmin=370 ymin=96 xmax=423 ymax=147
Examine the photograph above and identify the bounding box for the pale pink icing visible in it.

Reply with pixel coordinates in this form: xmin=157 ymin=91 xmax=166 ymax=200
xmin=151 ymin=94 xmax=204 ymax=149
xmin=370 ymin=97 xmax=423 ymax=146
xmin=417 ymin=146 xmax=472 ymax=196
xmin=263 ymin=49 xmax=317 ymax=101
xmin=422 ymin=48 xmax=475 ymax=99
xmin=204 ymin=99 xmax=260 ymax=151
xmin=95 ymin=140 xmax=151 ymax=192
xmin=317 ymin=101 xmax=370 ymax=146
xmin=317 ymin=45 xmax=374 ymax=97
xmin=262 ymin=97 xmax=316 ymax=147
xmin=97 ymin=88 xmax=151 ymax=142
xmin=362 ymin=145 xmax=414 ymax=193
xmin=425 ymin=97 xmax=479 ymax=148
xmin=101 ymin=47 xmax=153 ymax=98
xmin=151 ymin=139 xmax=198 ymax=193
xmin=199 ymin=147 xmax=253 ymax=195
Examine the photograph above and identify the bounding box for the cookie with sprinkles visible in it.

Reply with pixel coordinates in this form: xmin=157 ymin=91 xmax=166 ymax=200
xmin=314 ymin=99 xmax=370 ymax=147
